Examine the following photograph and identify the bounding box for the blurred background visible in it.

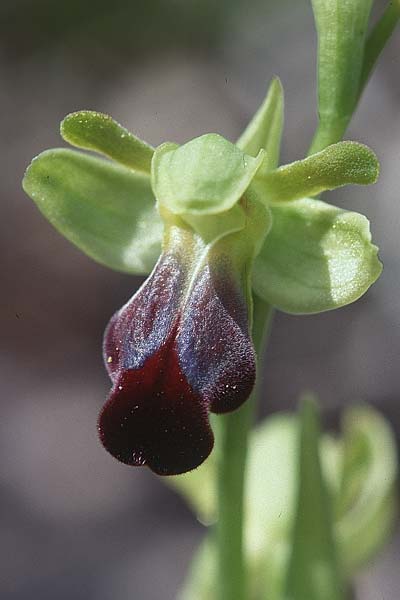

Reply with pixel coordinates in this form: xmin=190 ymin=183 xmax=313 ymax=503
xmin=1 ymin=0 xmax=399 ymax=598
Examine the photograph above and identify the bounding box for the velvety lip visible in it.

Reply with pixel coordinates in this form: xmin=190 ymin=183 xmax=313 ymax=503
xmin=99 ymin=325 xmax=214 ymax=476
xmin=99 ymin=237 xmax=256 ymax=475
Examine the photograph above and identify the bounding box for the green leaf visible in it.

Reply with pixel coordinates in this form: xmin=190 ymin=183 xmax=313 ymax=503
xmin=309 ymin=0 xmax=374 ymax=153
xmin=336 ymin=406 xmax=398 ymax=573
xmin=284 ymin=397 xmax=344 ymax=600
xmin=246 ymin=415 xmax=298 ymax=559
xmin=151 ymin=134 xmax=265 ymax=215
xmin=257 ymin=141 xmax=379 ymax=204
xmin=23 ymin=148 xmax=162 ymax=274
xmin=236 ymin=77 xmax=284 ymax=171
xmin=253 ymin=197 xmax=382 ymax=314
xmin=176 ymin=404 xmax=397 ymax=599
xmin=61 ymin=111 xmax=154 ymax=173
xmin=175 ymin=411 xmax=340 ymax=600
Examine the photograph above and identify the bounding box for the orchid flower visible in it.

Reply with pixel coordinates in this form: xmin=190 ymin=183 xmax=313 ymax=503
xmin=23 ymin=78 xmax=381 ymax=475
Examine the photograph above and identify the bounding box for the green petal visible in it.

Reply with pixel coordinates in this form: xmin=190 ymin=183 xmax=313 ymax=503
xmin=23 ymin=148 xmax=162 ymax=274
xmin=61 ymin=111 xmax=154 ymax=173
xmin=151 ymin=134 xmax=265 ymax=215
xmin=284 ymin=398 xmax=343 ymax=600
xmin=253 ymin=197 xmax=382 ymax=314
xmin=309 ymin=0 xmax=373 ymax=152
xmin=236 ymin=77 xmax=284 ymax=171
xmin=336 ymin=406 xmax=398 ymax=573
xmin=257 ymin=141 xmax=379 ymax=203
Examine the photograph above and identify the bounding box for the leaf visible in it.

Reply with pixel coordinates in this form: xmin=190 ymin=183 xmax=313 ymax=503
xmin=61 ymin=111 xmax=154 ymax=173
xmin=175 ymin=413 xmax=300 ymax=600
xmin=236 ymin=77 xmax=284 ymax=171
xmin=176 ymin=404 xmax=397 ymax=599
xmin=257 ymin=141 xmax=379 ymax=203
xmin=336 ymin=406 xmax=398 ymax=573
xmin=309 ymin=0 xmax=374 ymax=152
xmin=245 ymin=415 xmax=298 ymax=559
xmin=151 ymin=134 xmax=265 ymax=215
xmin=23 ymin=148 xmax=162 ymax=274
xmin=284 ymin=397 xmax=344 ymax=600
xmin=252 ymin=197 xmax=382 ymax=314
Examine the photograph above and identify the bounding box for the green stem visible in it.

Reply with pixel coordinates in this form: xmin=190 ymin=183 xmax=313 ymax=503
xmin=359 ymin=0 xmax=400 ymax=96
xmin=216 ymin=296 xmax=274 ymax=600
xmin=309 ymin=1 xmax=399 ymax=155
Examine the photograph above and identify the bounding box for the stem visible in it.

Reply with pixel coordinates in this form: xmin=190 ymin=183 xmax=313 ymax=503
xmin=216 ymin=296 xmax=274 ymax=600
xmin=309 ymin=1 xmax=399 ymax=155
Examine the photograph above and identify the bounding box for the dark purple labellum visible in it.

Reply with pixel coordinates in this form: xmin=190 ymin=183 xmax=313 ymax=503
xmin=99 ymin=233 xmax=256 ymax=475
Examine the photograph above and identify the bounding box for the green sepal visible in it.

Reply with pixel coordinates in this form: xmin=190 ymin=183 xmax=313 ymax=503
xmin=61 ymin=111 xmax=154 ymax=173
xmin=253 ymin=197 xmax=382 ymax=314
xmin=284 ymin=397 xmax=343 ymax=600
xmin=236 ymin=77 xmax=284 ymax=171
xmin=22 ymin=148 xmax=162 ymax=274
xmin=309 ymin=0 xmax=373 ymax=152
xmin=257 ymin=141 xmax=379 ymax=203
xmin=151 ymin=134 xmax=265 ymax=215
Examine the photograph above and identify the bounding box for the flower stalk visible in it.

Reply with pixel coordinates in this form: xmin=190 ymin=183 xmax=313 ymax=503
xmin=217 ymin=296 xmax=274 ymax=600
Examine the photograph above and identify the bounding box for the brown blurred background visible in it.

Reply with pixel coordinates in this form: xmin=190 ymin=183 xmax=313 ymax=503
xmin=1 ymin=0 xmax=399 ymax=598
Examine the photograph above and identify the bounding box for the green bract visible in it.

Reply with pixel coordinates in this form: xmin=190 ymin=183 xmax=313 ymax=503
xmin=23 ymin=77 xmax=382 ymax=317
